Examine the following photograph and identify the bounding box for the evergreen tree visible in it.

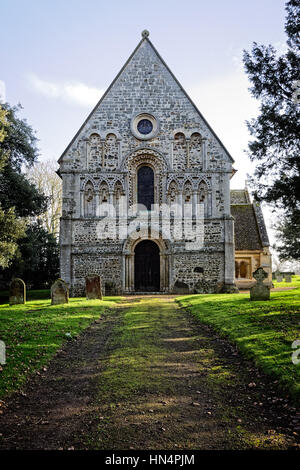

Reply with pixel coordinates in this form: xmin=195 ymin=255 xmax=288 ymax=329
xmin=243 ymin=0 xmax=300 ymax=259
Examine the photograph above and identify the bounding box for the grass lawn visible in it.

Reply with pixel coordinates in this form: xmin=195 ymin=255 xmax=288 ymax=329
xmin=0 ymin=296 xmax=119 ymax=399
xmin=273 ymin=274 xmax=300 ymax=289
xmin=178 ymin=288 xmax=300 ymax=401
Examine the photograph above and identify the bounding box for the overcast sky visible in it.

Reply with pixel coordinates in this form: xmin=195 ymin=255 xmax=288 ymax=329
xmin=0 ymin=0 xmax=288 ymax=242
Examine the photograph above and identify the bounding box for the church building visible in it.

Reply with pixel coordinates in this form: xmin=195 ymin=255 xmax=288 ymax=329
xmin=58 ymin=31 xmax=271 ymax=296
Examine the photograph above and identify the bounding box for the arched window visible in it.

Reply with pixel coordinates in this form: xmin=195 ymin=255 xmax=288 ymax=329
xmin=84 ymin=182 xmax=96 ymax=217
xmin=240 ymin=261 xmax=248 ymax=278
xmin=114 ymin=181 xmax=124 ymax=216
xmin=198 ymin=180 xmax=211 ymax=217
xmin=137 ymin=166 xmax=154 ymax=210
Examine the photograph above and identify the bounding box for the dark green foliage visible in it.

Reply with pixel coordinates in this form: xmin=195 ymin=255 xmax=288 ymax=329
xmin=274 ymin=211 xmax=300 ymax=260
xmin=2 ymin=222 xmax=59 ymax=289
xmin=0 ymin=103 xmax=38 ymax=171
xmin=243 ymin=0 xmax=300 ymax=259
xmin=0 ymin=103 xmax=48 ymax=217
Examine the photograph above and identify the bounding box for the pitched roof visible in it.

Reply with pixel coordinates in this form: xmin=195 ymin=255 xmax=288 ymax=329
xmin=59 ymin=32 xmax=234 ymax=163
xmin=230 ymin=188 xmax=270 ymax=251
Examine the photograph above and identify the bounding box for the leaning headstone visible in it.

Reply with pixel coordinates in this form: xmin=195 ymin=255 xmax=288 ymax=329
xmin=85 ymin=274 xmax=102 ymax=300
xmin=276 ymin=274 xmax=283 ymax=283
xmin=250 ymin=267 xmax=270 ymax=301
xmin=285 ymin=274 xmax=292 ymax=283
xmin=51 ymin=279 xmax=69 ymax=305
xmin=9 ymin=278 xmax=26 ymax=305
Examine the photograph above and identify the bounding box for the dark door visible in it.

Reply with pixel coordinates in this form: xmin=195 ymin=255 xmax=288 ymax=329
xmin=134 ymin=240 xmax=160 ymax=292
xmin=137 ymin=166 xmax=154 ymax=211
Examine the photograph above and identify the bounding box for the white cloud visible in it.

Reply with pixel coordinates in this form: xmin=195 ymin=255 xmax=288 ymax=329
xmin=0 ymin=80 xmax=6 ymax=102
xmin=28 ymin=74 xmax=104 ymax=107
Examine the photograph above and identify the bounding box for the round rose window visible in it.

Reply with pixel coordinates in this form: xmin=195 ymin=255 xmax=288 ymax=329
xmin=137 ymin=119 xmax=153 ymax=135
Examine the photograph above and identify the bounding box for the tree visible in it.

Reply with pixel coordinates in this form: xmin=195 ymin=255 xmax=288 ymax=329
xmin=0 ymin=102 xmax=48 ymax=217
xmin=3 ymin=222 xmax=59 ymax=288
xmin=0 ymin=104 xmax=26 ymax=268
xmin=0 ymin=105 xmax=8 ymax=171
xmin=243 ymin=0 xmax=300 ymax=260
xmin=26 ymin=160 xmax=62 ymax=238
xmin=0 ymin=205 xmax=26 ymax=269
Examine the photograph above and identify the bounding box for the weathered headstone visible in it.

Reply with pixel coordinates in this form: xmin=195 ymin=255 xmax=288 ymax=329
xmin=276 ymin=274 xmax=283 ymax=283
xmin=51 ymin=279 xmax=69 ymax=305
xmin=173 ymin=280 xmax=189 ymax=294
xmin=250 ymin=267 xmax=270 ymax=301
xmin=285 ymin=274 xmax=292 ymax=283
xmin=9 ymin=278 xmax=26 ymax=305
xmin=85 ymin=274 xmax=102 ymax=300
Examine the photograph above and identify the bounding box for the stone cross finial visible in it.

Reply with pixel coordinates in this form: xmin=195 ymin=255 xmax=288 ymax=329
xmin=253 ymin=267 xmax=268 ymax=284
xmin=142 ymin=30 xmax=149 ymax=38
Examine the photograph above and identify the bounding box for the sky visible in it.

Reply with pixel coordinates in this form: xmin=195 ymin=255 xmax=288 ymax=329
xmin=0 ymin=0 xmax=289 ymax=244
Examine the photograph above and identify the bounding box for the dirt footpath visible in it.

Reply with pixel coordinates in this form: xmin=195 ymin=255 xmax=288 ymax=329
xmin=0 ymin=297 xmax=299 ymax=450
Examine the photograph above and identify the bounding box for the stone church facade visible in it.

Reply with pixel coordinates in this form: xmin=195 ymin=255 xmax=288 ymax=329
xmin=58 ymin=31 xmax=269 ymax=296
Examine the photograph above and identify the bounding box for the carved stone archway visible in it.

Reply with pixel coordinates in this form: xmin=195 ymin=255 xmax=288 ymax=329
xmin=121 ymin=148 xmax=168 ymax=209
xmin=122 ymin=229 xmax=170 ymax=293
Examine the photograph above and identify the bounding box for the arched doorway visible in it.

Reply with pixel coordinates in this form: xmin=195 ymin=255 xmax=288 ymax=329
xmin=134 ymin=240 xmax=160 ymax=292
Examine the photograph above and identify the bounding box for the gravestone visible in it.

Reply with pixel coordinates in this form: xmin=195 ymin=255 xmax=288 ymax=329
xmin=285 ymin=274 xmax=292 ymax=283
xmin=9 ymin=278 xmax=26 ymax=305
xmin=86 ymin=274 xmax=102 ymax=300
xmin=276 ymin=274 xmax=283 ymax=283
xmin=250 ymin=267 xmax=270 ymax=301
xmin=173 ymin=280 xmax=189 ymax=294
xmin=51 ymin=279 xmax=69 ymax=305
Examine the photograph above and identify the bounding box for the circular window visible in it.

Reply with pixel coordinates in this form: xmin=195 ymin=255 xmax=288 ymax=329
xmin=137 ymin=119 xmax=153 ymax=135
xmin=131 ymin=113 xmax=159 ymax=140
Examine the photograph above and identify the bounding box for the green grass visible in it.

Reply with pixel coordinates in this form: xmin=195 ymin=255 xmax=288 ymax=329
xmin=273 ymin=274 xmax=300 ymax=288
xmin=178 ymin=288 xmax=300 ymax=401
xmin=0 ymin=289 xmax=51 ymax=304
xmin=0 ymin=296 xmax=119 ymax=399
xmin=97 ymin=298 xmax=173 ymax=403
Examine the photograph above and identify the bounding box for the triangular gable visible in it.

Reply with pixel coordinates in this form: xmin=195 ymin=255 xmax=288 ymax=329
xmin=59 ymin=33 xmax=234 ymax=163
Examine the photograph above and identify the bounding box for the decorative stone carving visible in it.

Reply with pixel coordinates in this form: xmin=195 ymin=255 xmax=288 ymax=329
xmin=51 ymin=279 xmax=69 ymax=305
xmin=104 ymin=133 xmax=118 ymax=170
xmin=173 ymin=133 xmax=186 ymax=172
xmin=85 ymin=274 xmax=102 ymax=300
xmin=189 ymin=132 xmax=202 ymax=169
xmin=250 ymin=267 xmax=270 ymax=301
xmin=88 ymin=133 xmax=102 ymax=170
xmin=9 ymin=278 xmax=26 ymax=305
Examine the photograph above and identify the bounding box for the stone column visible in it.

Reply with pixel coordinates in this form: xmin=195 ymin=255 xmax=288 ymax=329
xmin=95 ymin=191 xmax=101 ymax=217
xmin=192 ymin=190 xmax=198 ymax=219
xmin=129 ymin=254 xmax=134 ymax=291
xmin=186 ymin=138 xmax=190 ymax=168
xmin=224 ymin=215 xmax=238 ymax=292
xmin=117 ymin=139 xmax=121 ymax=166
xmin=101 ymin=139 xmax=105 ymax=169
xmin=202 ymin=137 xmax=208 ymax=170
xmin=80 ymin=192 xmax=84 ymax=217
